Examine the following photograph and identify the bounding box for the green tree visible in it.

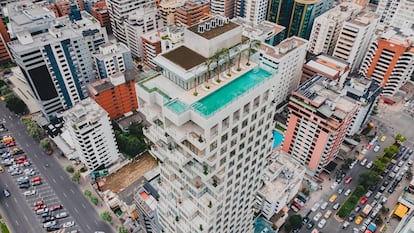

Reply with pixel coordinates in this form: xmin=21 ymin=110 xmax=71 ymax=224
xmin=71 ymin=172 xmax=81 ymax=184
xmin=246 ymin=39 xmax=261 ymax=66
xmin=222 ymin=48 xmax=231 ymax=75
xmin=284 ymin=214 xmax=302 ymax=232
xmin=28 ymin=125 xmax=42 ymax=141
xmin=358 ymin=171 xmax=380 ymax=188
xmin=213 ymin=49 xmax=225 ymax=81
xmin=0 ymin=79 xmax=6 ymax=89
xmin=384 ymin=145 xmax=399 ymax=158
xmin=406 ymin=170 xmax=413 ymax=180
xmin=118 ymin=226 xmax=128 ymax=233
xmin=395 ymin=133 xmax=407 ymax=145
xmin=204 ymin=57 xmax=213 ymax=83
xmin=90 ymin=196 xmax=99 ymax=205
xmin=5 ymin=95 xmax=27 ymax=114
xmin=65 ymin=165 xmax=75 ymax=173
xmin=0 ymin=85 xmax=11 ymax=95
xmin=100 ymin=211 xmax=112 ymax=222
xmin=84 ymin=190 xmax=92 ymax=197
xmin=40 ymin=138 xmax=52 ymax=152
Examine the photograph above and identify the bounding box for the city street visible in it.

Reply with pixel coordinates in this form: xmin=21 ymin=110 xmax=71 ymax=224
xmin=0 ymin=101 xmax=114 ymax=233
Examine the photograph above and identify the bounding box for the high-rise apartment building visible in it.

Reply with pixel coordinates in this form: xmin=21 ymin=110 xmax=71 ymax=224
xmin=175 ymin=0 xmax=210 ymax=27
xmin=255 ymin=151 xmax=305 ymax=220
xmin=308 ymin=3 xmax=362 ymax=55
xmin=302 ymin=54 xmax=350 ymax=85
xmin=258 ymin=36 xmax=307 ymax=103
xmin=134 ymin=185 xmax=161 ymax=233
xmin=376 ymin=0 xmax=414 ymax=29
xmin=141 ymin=25 xmax=185 ymax=70
xmin=243 ymin=0 xmax=268 ymax=25
xmin=8 ymin=2 xmax=107 ymax=119
xmin=92 ymin=42 xmax=134 ymax=79
xmin=333 ymin=11 xmax=378 ymax=73
xmin=125 ymin=4 xmax=163 ymax=58
xmin=359 ymin=28 xmax=414 ymax=96
xmin=233 ymin=17 xmax=285 ymax=46
xmin=210 ymin=0 xmax=236 ymax=18
xmin=88 ymin=71 xmax=138 ymax=119
xmin=0 ymin=19 xmax=11 ymax=64
xmin=105 ymin=0 xmax=152 ymax=44
xmin=158 ymin=0 xmax=183 ymax=26
xmin=137 ymin=16 xmax=277 ymax=232
xmin=62 ymin=98 xmax=120 ymax=171
xmin=91 ymin=1 xmax=111 ymax=33
xmin=344 ymin=76 xmax=381 ymax=136
xmin=282 ymin=75 xmax=359 ymax=175
xmin=267 ymin=0 xmax=333 ymax=39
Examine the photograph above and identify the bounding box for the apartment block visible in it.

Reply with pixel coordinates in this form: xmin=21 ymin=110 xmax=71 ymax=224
xmin=333 ymin=11 xmax=379 ymax=73
xmin=233 ymin=17 xmax=285 ymax=46
xmin=282 ymin=75 xmax=359 ymax=175
xmin=141 ymin=25 xmax=184 ymax=70
xmin=175 ymin=0 xmax=210 ymax=27
xmin=0 ymin=19 xmax=10 ymax=64
xmin=134 ymin=185 xmax=161 ymax=233
xmin=210 ymin=0 xmax=236 ymax=18
xmin=105 ymin=0 xmax=152 ymax=43
xmin=243 ymin=0 xmax=269 ymax=25
xmin=62 ymin=98 xmax=120 ymax=171
xmin=302 ymin=54 xmax=350 ymax=85
xmin=88 ymin=71 xmax=138 ymax=119
xmin=308 ymin=3 xmax=362 ymax=55
xmin=344 ymin=76 xmax=381 ymax=136
xmin=7 ymin=3 xmax=107 ymax=119
xmin=377 ymin=0 xmax=414 ymax=29
xmin=159 ymin=0 xmax=184 ymax=26
xmin=52 ymin=0 xmax=72 ymax=17
xmin=258 ymin=37 xmax=307 ymax=104
xmin=92 ymin=42 xmax=134 ymax=79
xmin=359 ymin=28 xmax=414 ymax=96
xmin=137 ymin=16 xmax=277 ymax=232
xmin=91 ymin=1 xmax=111 ymax=33
xmin=125 ymin=4 xmax=163 ymax=58
xmin=255 ymin=151 xmax=305 ymax=220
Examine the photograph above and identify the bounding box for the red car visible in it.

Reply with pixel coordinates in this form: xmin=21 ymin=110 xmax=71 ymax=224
xmin=344 ymin=177 xmax=353 ymax=184
xmin=6 ymin=141 xmax=15 ymax=147
xmin=34 ymin=205 xmax=46 ymax=211
xmin=50 ymin=205 xmax=62 ymax=211
xmin=360 ymin=197 xmax=368 ymax=205
xmin=34 ymin=200 xmax=44 ymax=206
xmin=365 ymin=144 xmax=372 ymax=150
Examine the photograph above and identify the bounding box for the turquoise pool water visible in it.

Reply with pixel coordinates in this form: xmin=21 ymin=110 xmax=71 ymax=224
xmin=254 ymin=216 xmax=275 ymax=233
xmin=192 ymin=68 xmax=272 ymax=117
xmin=166 ymin=99 xmax=188 ymax=114
xmin=273 ymin=130 xmax=284 ymax=148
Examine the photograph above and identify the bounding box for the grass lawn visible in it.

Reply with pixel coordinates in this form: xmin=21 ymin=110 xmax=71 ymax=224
xmin=1 ymin=222 xmax=10 ymax=233
xmin=275 ymin=123 xmax=286 ymax=132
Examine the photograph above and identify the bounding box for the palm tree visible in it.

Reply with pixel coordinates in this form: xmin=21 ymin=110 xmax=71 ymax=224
xmin=213 ymin=49 xmax=224 ymax=82
xmin=246 ymin=39 xmax=261 ymax=66
xmin=222 ymin=48 xmax=231 ymax=75
xmin=236 ymin=46 xmax=244 ymax=71
xmin=204 ymin=57 xmax=213 ymax=84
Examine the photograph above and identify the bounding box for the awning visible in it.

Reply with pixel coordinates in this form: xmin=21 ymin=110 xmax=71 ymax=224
xmin=394 ymin=203 xmax=409 ymax=218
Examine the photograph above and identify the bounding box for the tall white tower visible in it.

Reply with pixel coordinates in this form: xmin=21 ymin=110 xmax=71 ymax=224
xmin=136 ymin=16 xmax=277 ymax=233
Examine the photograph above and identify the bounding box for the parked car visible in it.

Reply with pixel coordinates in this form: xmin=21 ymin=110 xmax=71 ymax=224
xmin=355 ymin=216 xmax=363 ymax=225
xmin=366 ymin=161 xmax=373 ymax=169
xmin=360 ymin=158 xmax=368 ymax=166
xmin=345 ymin=177 xmax=353 ymax=184
xmin=365 ymin=191 xmax=373 ymax=198
xmin=345 ymin=189 xmax=351 ymax=196
xmin=3 ymin=189 xmax=10 ymax=197
xmin=333 ymin=203 xmax=340 ymax=210
xmin=50 ymin=205 xmax=63 ymax=211
xmin=374 ymin=145 xmax=381 ymax=152
xmin=320 ymin=202 xmax=328 ymax=210
xmin=23 ymin=190 xmax=36 ymax=196
xmin=55 ymin=212 xmax=68 ymax=219
xmin=313 ymin=212 xmax=322 ymax=221
xmin=354 ymin=205 xmax=362 ymax=212
xmin=318 ymin=219 xmax=327 ymax=228
xmin=360 ymin=197 xmax=368 ymax=205
xmin=307 ymin=221 xmax=315 ymax=230
xmin=348 ymin=214 xmax=356 ymax=222
xmin=62 ymin=221 xmax=75 ymax=228
xmin=342 ymin=221 xmax=350 ymax=229
xmin=324 ymin=210 xmax=332 ymax=219
xmin=338 ymin=188 xmax=344 ymax=195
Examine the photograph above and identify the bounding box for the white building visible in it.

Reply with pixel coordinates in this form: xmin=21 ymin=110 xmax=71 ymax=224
xmin=62 ymin=98 xmax=120 ymax=171
xmin=308 ymin=2 xmax=362 ymax=55
xmin=243 ymin=0 xmax=268 ymax=25
xmin=92 ymin=42 xmax=134 ymax=79
xmin=105 ymin=0 xmax=152 ymax=44
xmin=125 ymin=4 xmax=163 ymax=58
xmin=333 ymin=11 xmax=379 ymax=73
xmin=7 ymin=3 xmax=108 ymax=119
xmin=255 ymin=151 xmax=305 ymax=220
xmin=137 ymin=16 xmax=278 ymax=233
xmin=258 ymin=37 xmax=308 ymax=105
xmin=376 ymin=0 xmax=414 ymax=29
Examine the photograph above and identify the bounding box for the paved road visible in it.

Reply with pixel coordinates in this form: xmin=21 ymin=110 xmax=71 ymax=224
xmin=0 ymin=102 xmax=113 ymax=233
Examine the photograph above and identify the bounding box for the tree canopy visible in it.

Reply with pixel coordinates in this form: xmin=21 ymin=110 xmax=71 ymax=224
xmin=284 ymin=214 xmax=302 ymax=232
xmin=358 ymin=171 xmax=380 ymax=188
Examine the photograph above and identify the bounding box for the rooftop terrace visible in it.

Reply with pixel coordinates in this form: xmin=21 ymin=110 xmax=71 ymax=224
xmin=161 ymin=46 xmax=206 ymax=70
xmin=188 ymin=20 xmax=240 ymax=40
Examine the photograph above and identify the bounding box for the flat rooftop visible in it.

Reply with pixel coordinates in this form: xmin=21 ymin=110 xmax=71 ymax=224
xmin=294 ymin=75 xmax=357 ymax=120
xmin=188 ymin=21 xmax=240 ymax=40
xmin=260 ymin=36 xmax=307 ymax=60
xmin=306 ymin=54 xmax=349 ymax=77
xmin=161 ymin=46 xmax=206 ymax=70
xmin=348 ymin=10 xmax=378 ymax=27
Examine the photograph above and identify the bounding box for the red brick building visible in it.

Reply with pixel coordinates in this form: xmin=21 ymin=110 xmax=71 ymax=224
xmin=91 ymin=1 xmax=111 ymax=33
xmin=0 ymin=19 xmax=11 ymax=64
xmin=175 ymin=0 xmax=210 ymax=26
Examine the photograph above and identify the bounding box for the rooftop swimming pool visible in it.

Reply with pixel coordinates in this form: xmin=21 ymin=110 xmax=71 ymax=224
xmin=166 ymin=99 xmax=188 ymax=114
xmin=192 ymin=68 xmax=272 ymax=117
xmin=273 ymin=130 xmax=284 ymax=149
xmin=254 ymin=216 xmax=275 ymax=233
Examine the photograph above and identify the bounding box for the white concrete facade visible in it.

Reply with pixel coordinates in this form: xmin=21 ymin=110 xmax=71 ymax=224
xmin=333 ymin=11 xmax=378 ymax=73
xmin=137 ymin=20 xmax=279 ymax=233
xmin=308 ymin=2 xmax=362 ymax=55
xmin=92 ymin=42 xmax=134 ymax=79
xmin=243 ymin=0 xmax=268 ymax=25
xmin=62 ymin=98 xmax=120 ymax=171
xmin=255 ymin=151 xmax=305 ymax=220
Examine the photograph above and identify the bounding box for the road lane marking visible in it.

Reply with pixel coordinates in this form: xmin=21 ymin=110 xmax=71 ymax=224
xmin=63 ymin=192 xmax=67 ymax=198
xmin=86 ymin=224 xmax=91 ymax=230
xmin=13 ymin=198 xmax=17 ymax=203
xmin=82 ymin=204 xmax=86 ymax=209
xmin=70 ymin=189 xmax=75 ymax=194
xmin=15 ymin=220 xmax=19 ymax=226
xmin=5 ymin=203 xmax=8 ymax=207
xmin=24 ymin=215 xmax=28 ymax=221
xmin=60 ymin=175 xmax=64 ymax=180
xmin=5 ymin=183 xmax=8 ymax=188
xmin=95 ymin=220 xmax=98 ymax=226
xmin=25 ymin=143 xmax=29 ymax=147
xmin=52 ymin=178 xmax=57 ymax=184
xmin=74 ymin=207 xmax=79 ymax=213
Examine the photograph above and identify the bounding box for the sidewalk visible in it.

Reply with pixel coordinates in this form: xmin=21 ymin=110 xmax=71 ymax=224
xmin=53 ymin=152 xmax=122 ymax=229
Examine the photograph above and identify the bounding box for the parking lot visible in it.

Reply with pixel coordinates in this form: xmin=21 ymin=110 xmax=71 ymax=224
xmin=1 ymin=123 xmax=80 ymax=233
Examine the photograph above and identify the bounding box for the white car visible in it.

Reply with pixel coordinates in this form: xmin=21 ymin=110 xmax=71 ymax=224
xmin=330 ymin=182 xmax=339 ymax=190
xmin=313 ymin=212 xmax=322 ymax=221
xmin=374 ymin=145 xmax=381 ymax=152
xmin=318 ymin=219 xmax=327 ymax=228
xmin=23 ymin=190 xmax=36 ymax=196
xmin=366 ymin=161 xmax=373 ymax=169
xmin=311 ymin=202 xmax=321 ymax=212
xmin=360 ymin=158 xmax=367 ymax=166
xmin=344 ymin=189 xmax=351 ymax=196
xmin=55 ymin=212 xmax=68 ymax=219
xmin=320 ymin=202 xmax=328 ymax=210
xmin=43 ymin=220 xmax=56 ymax=228
xmin=63 ymin=221 xmax=75 ymax=228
